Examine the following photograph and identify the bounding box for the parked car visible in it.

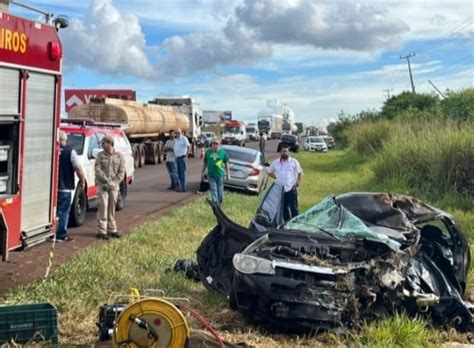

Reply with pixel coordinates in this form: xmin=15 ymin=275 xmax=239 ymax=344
xmin=197 ymin=184 xmax=473 ymax=332
xmin=277 ymin=134 xmax=299 ymax=152
xmin=60 ymin=120 xmax=135 ymax=227
xmin=304 ymin=136 xmax=328 ymax=152
xmin=203 ymin=145 xmax=266 ymax=194
xmin=323 ymin=135 xmax=335 ymax=148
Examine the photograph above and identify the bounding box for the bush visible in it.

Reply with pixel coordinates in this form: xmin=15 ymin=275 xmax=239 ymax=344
xmin=441 ymin=88 xmax=474 ymax=122
xmin=381 ymin=91 xmax=439 ymax=119
xmin=348 ymin=120 xmax=396 ymax=158
xmin=372 ymin=120 xmax=474 ymax=196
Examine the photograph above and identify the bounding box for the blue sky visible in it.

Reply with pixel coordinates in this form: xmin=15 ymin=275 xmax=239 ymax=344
xmin=16 ymin=0 xmax=474 ymax=128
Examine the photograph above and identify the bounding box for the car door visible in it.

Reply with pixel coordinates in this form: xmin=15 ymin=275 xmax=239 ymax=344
xmin=86 ymin=133 xmax=103 ymax=199
xmin=250 ymin=182 xmax=285 ymax=232
xmin=114 ymin=133 xmax=134 ymax=183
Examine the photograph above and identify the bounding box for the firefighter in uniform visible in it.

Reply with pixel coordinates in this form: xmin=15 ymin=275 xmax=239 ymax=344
xmin=94 ymin=135 xmax=125 ymax=240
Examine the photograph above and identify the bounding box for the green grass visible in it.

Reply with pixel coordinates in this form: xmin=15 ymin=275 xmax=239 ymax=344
xmin=2 ymin=149 xmax=473 ymax=346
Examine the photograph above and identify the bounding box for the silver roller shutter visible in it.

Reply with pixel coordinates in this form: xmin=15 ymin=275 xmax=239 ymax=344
xmin=0 ymin=68 xmax=20 ymax=115
xmin=21 ymin=72 xmax=56 ymax=233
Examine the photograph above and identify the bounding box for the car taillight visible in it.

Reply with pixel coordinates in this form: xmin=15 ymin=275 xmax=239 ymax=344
xmin=248 ymin=166 xmax=260 ymax=176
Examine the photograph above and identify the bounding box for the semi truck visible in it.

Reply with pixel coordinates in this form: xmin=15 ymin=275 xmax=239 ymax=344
xmin=283 ymin=121 xmax=297 ymax=134
xmin=295 ymin=122 xmax=304 ymax=135
xmin=221 ymin=120 xmax=246 ymax=146
xmin=0 ymin=1 xmax=68 ymax=259
xmin=68 ymin=97 xmax=202 ymax=168
xmin=257 ymin=115 xmax=283 ymax=139
xmin=245 ymin=123 xmax=259 ymax=141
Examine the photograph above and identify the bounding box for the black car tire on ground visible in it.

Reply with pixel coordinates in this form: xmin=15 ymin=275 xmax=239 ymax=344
xmin=69 ymin=185 xmax=87 ymax=227
xmin=116 ymin=180 xmax=127 ymax=211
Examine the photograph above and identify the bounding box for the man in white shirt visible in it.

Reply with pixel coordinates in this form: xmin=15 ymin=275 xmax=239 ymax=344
xmin=173 ymin=128 xmax=191 ymax=192
xmin=267 ymin=145 xmax=303 ymax=222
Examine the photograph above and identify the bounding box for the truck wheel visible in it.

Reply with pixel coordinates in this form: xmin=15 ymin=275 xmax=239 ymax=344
xmin=69 ymin=186 xmax=87 ymax=227
xmin=145 ymin=143 xmax=160 ymax=165
xmin=116 ymin=179 xmax=127 ymax=211
xmin=156 ymin=142 xmax=164 ymax=164
xmin=139 ymin=144 xmax=146 ymax=167
xmin=132 ymin=145 xmax=140 ymax=168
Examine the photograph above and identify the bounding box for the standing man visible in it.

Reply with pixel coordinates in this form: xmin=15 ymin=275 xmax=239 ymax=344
xmin=54 ymin=131 xmax=86 ymax=242
xmin=164 ymin=129 xmax=178 ymax=190
xmin=173 ymin=128 xmax=191 ymax=192
xmin=259 ymin=132 xmax=266 ymax=160
xmin=95 ymin=135 xmax=126 ymax=240
xmin=267 ymin=145 xmax=303 ymax=222
xmin=201 ymin=139 xmax=230 ymax=205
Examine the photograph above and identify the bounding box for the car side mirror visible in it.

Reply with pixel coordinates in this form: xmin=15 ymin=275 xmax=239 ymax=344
xmin=91 ymin=148 xmax=102 ymax=159
xmin=254 ymin=213 xmax=271 ymax=227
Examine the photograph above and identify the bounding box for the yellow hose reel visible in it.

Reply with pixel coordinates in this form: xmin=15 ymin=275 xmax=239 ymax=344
xmin=112 ymin=289 xmax=190 ymax=348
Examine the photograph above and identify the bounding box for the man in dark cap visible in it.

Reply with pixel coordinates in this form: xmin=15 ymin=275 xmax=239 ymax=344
xmin=52 ymin=131 xmax=85 ymax=242
xmin=94 ymin=135 xmax=125 ymax=240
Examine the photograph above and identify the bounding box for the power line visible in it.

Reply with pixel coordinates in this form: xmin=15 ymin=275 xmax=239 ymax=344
xmin=400 ymin=52 xmax=416 ymax=93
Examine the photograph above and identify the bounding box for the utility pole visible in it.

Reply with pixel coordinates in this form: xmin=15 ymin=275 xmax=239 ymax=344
xmin=428 ymin=80 xmax=446 ymax=99
xmin=400 ymin=52 xmax=416 ymax=93
xmin=383 ymin=88 xmax=393 ymax=100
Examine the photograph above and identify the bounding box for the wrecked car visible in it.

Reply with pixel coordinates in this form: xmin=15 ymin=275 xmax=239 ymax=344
xmin=197 ymin=184 xmax=473 ymax=331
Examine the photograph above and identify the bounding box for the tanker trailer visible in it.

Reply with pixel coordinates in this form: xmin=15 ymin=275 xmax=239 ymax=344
xmin=68 ymin=98 xmax=190 ymax=168
xmin=148 ymin=97 xmax=202 ymax=158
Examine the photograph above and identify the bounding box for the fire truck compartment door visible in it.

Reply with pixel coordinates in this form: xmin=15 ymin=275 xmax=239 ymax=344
xmin=21 ymin=72 xmax=55 ymax=233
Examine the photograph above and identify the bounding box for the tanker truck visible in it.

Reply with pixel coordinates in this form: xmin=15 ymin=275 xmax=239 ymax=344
xmin=68 ymin=97 xmax=202 ymax=168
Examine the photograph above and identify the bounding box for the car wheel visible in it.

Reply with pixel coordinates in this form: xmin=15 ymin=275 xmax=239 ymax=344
xmin=69 ymin=185 xmax=87 ymax=227
xmin=116 ymin=179 xmax=127 ymax=211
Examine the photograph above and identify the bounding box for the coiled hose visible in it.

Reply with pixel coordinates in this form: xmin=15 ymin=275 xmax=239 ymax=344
xmin=113 ymin=298 xmax=189 ymax=348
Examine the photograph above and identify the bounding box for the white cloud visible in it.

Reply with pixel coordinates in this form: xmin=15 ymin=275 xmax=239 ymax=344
xmin=60 ymin=0 xmax=154 ymax=78
xmin=234 ymin=0 xmax=408 ymax=50
xmin=387 ymin=0 xmax=473 ymax=40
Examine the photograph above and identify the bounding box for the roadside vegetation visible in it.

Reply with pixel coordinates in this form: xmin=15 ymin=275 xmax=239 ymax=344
xmin=2 ymin=88 xmax=473 ymax=346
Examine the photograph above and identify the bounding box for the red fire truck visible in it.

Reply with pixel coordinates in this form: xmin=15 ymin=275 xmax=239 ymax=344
xmin=0 ymin=2 xmax=68 ymax=260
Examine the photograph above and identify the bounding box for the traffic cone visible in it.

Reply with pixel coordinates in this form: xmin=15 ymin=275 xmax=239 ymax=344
xmin=200 ymin=148 xmax=204 ymax=159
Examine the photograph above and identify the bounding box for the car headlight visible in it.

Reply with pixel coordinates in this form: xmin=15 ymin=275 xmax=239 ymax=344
xmin=233 ymin=254 xmax=275 ymax=275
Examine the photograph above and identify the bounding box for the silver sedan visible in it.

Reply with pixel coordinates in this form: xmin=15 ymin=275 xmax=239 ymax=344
xmin=204 ymin=145 xmax=267 ymax=194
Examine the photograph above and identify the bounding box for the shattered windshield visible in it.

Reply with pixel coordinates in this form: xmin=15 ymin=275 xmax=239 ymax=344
xmin=285 ymin=196 xmax=401 ymax=251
